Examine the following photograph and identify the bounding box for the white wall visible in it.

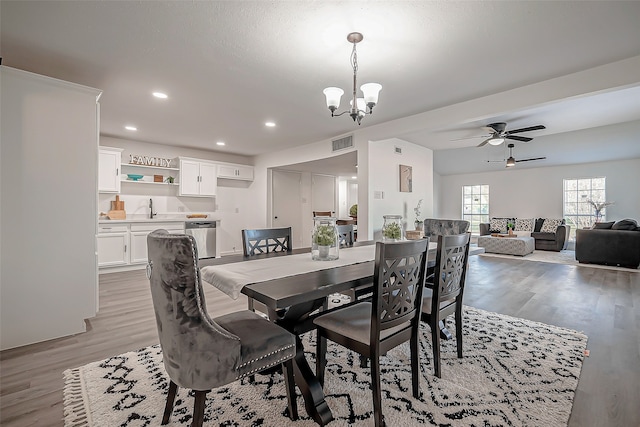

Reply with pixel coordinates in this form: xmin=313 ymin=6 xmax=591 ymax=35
xmin=437 ymin=158 xmax=640 ymax=223
xmin=100 ymin=136 xmax=256 ymax=255
xmin=368 ymin=138 xmax=434 ymax=239
xmin=1 ymin=67 xmax=101 ymax=350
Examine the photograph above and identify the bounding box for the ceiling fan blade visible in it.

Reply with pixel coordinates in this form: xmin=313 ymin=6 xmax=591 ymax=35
xmin=506 ymin=135 xmax=533 ymax=142
xmin=487 ymin=122 xmax=507 ymax=133
xmin=477 ymin=137 xmax=493 ymax=147
xmin=507 ymin=125 xmax=546 ymax=134
xmin=515 ymin=157 xmax=547 ymax=163
xmin=451 ymin=134 xmax=491 ymax=141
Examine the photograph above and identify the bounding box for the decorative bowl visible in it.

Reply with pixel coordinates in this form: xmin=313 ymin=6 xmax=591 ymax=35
xmin=127 ymin=174 xmax=144 ymax=181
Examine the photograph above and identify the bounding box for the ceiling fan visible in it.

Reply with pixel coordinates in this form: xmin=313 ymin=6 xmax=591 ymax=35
xmin=487 ymin=143 xmax=546 ymax=168
xmin=476 ymin=122 xmax=546 ymax=147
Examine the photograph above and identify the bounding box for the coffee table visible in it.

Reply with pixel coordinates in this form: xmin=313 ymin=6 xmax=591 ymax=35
xmin=477 ymin=235 xmax=535 ymax=256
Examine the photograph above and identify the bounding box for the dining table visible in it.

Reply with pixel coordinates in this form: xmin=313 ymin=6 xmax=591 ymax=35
xmin=199 ymin=240 xmax=483 ymax=426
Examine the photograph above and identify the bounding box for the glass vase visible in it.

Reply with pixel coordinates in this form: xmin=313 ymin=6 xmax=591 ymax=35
xmin=382 ymin=215 xmax=404 ymax=241
xmin=312 ymin=216 xmax=339 ymax=261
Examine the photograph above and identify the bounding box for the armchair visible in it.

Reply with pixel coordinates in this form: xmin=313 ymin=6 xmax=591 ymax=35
xmin=146 ymin=230 xmax=298 ymax=426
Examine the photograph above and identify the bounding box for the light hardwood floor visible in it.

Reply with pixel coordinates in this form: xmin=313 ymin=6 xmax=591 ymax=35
xmin=1 ymin=256 xmax=639 ymax=426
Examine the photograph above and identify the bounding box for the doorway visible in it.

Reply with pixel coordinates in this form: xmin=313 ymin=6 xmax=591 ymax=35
xmin=271 ymin=170 xmax=303 ymax=247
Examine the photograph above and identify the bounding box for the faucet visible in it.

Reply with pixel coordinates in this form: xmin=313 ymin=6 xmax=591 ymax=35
xmin=149 ymin=198 xmax=156 ymax=219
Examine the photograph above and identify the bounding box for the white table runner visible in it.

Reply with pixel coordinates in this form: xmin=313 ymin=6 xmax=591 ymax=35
xmin=201 ymin=245 xmax=381 ymax=299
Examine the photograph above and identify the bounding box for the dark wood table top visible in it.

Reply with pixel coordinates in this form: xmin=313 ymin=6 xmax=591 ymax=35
xmin=199 ymin=241 xmax=482 ymax=311
xmin=199 ymin=241 xmax=376 ymax=310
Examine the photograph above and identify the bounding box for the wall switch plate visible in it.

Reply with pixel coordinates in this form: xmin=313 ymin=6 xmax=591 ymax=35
xmin=374 ymin=191 xmax=384 ymax=199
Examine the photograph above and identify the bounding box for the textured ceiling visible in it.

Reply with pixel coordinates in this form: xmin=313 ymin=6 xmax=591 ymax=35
xmin=2 ymin=1 xmax=640 ymax=175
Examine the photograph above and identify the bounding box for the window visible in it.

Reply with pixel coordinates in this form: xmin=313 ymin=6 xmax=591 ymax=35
xmin=462 ymin=185 xmax=489 ymax=234
xmin=563 ymin=177 xmax=606 ymax=237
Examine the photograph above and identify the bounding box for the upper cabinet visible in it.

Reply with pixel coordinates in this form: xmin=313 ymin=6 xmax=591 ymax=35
xmin=179 ymin=157 xmax=217 ymax=197
xmin=98 ymin=147 xmax=123 ymax=193
xmin=217 ymin=163 xmax=254 ymax=181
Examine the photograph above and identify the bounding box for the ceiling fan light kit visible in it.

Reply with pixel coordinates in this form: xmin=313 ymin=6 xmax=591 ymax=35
xmin=323 ymin=32 xmax=381 ymax=125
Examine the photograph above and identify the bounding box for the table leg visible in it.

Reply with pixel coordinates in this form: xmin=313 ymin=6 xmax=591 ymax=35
xmin=292 ymin=334 xmax=334 ymax=425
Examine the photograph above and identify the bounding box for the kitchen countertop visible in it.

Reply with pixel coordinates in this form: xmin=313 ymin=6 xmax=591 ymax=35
xmin=99 ymin=217 xmax=220 ymax=224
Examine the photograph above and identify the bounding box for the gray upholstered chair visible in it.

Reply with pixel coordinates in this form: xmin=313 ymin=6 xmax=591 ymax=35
xmin=146 ymin=230 xmax=298 ymax=426
xmin=314 ymin=239 xmax=429 ymax=427
xmin=422 ymin=218 xmax=470 ymax=241
xmin=421 ymin=233 xmax=471 ymax=378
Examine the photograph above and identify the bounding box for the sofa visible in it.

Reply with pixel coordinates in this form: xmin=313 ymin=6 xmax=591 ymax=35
xmin=480 ymin=217 xmax=570 ymax=252
xmin=575 ymin=219 xmax=640 ymax=268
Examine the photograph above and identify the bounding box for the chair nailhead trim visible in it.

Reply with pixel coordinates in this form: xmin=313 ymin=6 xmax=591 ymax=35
xmin=236 ymin=344 xmax=295 ymax=369
xmin=235 ymin=350 xmax=296 ymax=379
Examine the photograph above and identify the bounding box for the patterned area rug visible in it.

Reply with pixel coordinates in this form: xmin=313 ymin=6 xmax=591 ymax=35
xmin=480 ymin=249 xmax=640 ymax=271
xmin=63 ymin=307 xmax=587 ymax=427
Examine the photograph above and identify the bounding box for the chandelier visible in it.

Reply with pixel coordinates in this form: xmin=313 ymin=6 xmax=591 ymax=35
xmin=323 ymin=32 xmax=382 ymax=125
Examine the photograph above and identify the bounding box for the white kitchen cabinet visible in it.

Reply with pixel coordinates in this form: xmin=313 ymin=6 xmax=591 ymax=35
xmin=97 ymin=225 xmax=129 ymax=267
xmin=179 ymin=157 xmax=217 ymax=197
xmin=217 ymin=163 xmax=254 ymax=181
xmin=129 ymin=222 xmax=184 ymax=264
xmin=98 ymin=148 xmax=123 ymax=193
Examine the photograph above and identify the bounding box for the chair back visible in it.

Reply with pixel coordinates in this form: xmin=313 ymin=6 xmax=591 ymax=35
xmin=431 ymin=233 xmax=471 ymax=305
xmin=423 ymin=219 xmax=470 ymax=242
xmin=371 ymin=239 xmax=429 ymax=338
xmin=242 ymin=227 xmax=292 ymax=256
xmin=146 ymin=230 xmax=241 ymax=390
xmin=336 ymin=224 xmax=355 ymax=247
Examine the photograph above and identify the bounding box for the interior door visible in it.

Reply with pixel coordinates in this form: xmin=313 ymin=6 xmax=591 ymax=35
xmin=272 ymin=170 xmax=303 ymax=248
xmin=312 ymin=174 xmax=336 ymax=215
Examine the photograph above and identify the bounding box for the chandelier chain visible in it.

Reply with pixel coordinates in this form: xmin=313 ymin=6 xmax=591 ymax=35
xmin=351 ymin=43 xmax=358 ymax=75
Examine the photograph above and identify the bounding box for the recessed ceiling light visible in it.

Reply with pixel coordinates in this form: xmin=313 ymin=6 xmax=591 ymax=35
xmin=216 ymin=141 xmax=225 ymax=146
xmin=152 ymin=92 xmax=168 ymax=99
xmin=265 ymin=121 xmax=276 ymax=127
xmin=125 ymin=125 xmax=137 ymax=131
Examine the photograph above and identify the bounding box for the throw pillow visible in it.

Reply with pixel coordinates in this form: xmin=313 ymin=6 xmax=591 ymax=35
xmin=534 ymin=218 xmax=545 ymax=232
xmin=611 ymin=219 xmax=638 ymax=230
xmin=540 ymin=218 xmax=563 ymax=233
xmin=514 ymin=218 xmax=534 ymax=231
xmin=489 ymin=218 xmax=509 ymax=234
xmin=592 ymin=221 xmax=615 ymax=229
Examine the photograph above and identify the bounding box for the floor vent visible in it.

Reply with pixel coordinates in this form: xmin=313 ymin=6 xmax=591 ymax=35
xmin=332 ymin=135 xmax=353 ymax=152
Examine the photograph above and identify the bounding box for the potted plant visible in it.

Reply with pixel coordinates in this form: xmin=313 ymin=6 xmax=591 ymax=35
xmin=587 ymin=199 xmax=615 ymax=223
xmin=414 ymin=199 xmax=423 ymax=231
xmin=382 ymin=215 xmax=403 ymax=241
xmin=349 ymin=203 xmax=358 ymax=219
xmin=507 ymin=221 xmax=515 ymax=236
xmin=313 ymin=224 xmax=336 ymax=260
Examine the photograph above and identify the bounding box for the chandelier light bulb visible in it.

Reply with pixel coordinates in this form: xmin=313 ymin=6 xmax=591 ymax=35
xmin=360 ymin=83 xmax=382 ymax=111
xmin=323 ymin=87 xmax=344 ymax=113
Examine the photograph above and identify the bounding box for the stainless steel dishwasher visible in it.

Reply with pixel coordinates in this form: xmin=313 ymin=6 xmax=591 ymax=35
xmin=185 ymin=221 xmax=217 ymax=259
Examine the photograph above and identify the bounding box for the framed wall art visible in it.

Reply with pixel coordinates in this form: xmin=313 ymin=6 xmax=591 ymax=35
xmin=399 ymin=164 xmax=412 ymax=192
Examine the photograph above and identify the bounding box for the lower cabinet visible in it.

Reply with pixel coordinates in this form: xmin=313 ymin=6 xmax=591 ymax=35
xmin=98 ymin=222 xmax=184 ymax=269
xmin=129 ymin=223 xmax=184 ymax=265
xmin=97 ymin=225 xmax=129 ymax=267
